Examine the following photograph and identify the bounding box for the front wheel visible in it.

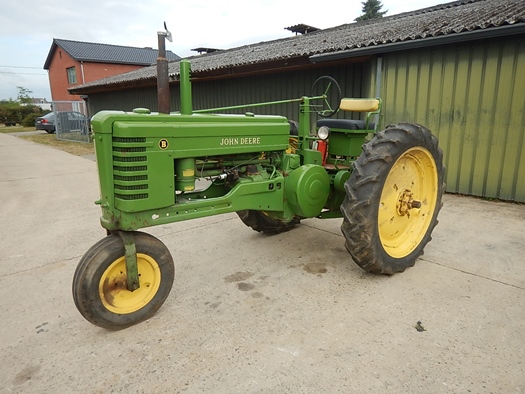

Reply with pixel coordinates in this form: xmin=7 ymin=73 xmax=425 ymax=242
xmin=72 ymin=231 xmax=175 ymax=329
xmin=341 ymin=123 xmax=445 ymax=275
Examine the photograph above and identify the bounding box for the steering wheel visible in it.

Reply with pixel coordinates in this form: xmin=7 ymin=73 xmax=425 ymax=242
xmin=311 ymin=76 xmax=342 ymax=118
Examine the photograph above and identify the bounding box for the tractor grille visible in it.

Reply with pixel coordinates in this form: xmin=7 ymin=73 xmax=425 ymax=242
xmin=115 ymin=193 xmax=149 ymax=200
xmin=113 ymin=137 xmax=146 ymax=144
xmin=112 ymin=137 xmax=149 ymax=202
xmin=114 ymin=174 xmax=148 ymax=182
xmin=113 ymin=146 xmax=146 ymax=153
xmin=113 ymin=156 xmax=147 ymax=163
xmin=114 ymin=165 xmax=147 ymax=172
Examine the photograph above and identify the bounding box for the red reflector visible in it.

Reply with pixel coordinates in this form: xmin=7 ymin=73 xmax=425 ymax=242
xmin=42 ymin=119 xmax=47 ymax=123
xmin=317 ymin=140 xmax=328 ymax=166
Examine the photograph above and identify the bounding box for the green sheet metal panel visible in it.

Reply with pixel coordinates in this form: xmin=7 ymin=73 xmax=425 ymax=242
xmin=191 ymin=65 xmax=364 ymax=127
xmin=381 ymin=36 xmax=525 ymax=202
xmin=498 ymin=40 xmax=525 ymax=201
xmin=92 ymin=110 xmax=290 ymax=214
xmin=86 ymin=64 xmax=363 ymax=136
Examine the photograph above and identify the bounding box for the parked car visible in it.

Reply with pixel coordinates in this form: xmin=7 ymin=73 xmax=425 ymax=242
xmin=35 ymin=111 xmax=90 ymax=135
xmin=35 ymin=112 xmax=56 ymax=133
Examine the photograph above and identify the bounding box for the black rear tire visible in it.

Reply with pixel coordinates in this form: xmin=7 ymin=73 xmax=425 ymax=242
xmin=237 ymin=210 xmax=300 ymax=235
xmin=341 ymin=123 xmax=445 ymax=275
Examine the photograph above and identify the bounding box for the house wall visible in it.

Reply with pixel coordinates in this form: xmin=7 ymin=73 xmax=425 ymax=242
xmin=381 ymin=35 xmax=525 ymax=202
xmin=48 ymin=48 xmax=79 ymax=101
xmin=47 ymin=48 xmax=145 ymax=101
xmin=81 ymin=63 xmax=144 ymax=87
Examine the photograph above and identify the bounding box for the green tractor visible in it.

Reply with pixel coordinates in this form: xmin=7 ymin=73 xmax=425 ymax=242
xmin=73 ymin=27 xmax=444 ymax=329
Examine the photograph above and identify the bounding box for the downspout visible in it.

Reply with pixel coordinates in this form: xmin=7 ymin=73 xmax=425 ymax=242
xmin=79 ymin=61 xmax=87 ymax=117
xmin=80 ymin=61 xmax=85 ymax=84
xmin=375 ymin=56 xmax=382 ymax=128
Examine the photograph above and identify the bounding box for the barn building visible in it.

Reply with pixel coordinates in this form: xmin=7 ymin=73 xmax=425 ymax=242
xmin=70 ymin=0 xmax=525 ymax=202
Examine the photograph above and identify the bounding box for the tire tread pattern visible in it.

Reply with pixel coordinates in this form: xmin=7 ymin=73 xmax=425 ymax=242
xmin=72 ymin=231 xmax=175 ymax=330
xmin=237 ymin=210 xmax=300 ymax=235
xmin=341 ymin=123 xmax=445 ymax=275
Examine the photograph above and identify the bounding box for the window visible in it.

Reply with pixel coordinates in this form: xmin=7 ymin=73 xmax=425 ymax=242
xmin=67 ymin=67 xmax=77 ymax=84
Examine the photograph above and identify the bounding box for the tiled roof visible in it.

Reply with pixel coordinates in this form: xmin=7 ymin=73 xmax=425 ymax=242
xmin=44 ymin=39 xmax=180 ymax=69
xmin=70 ymin=0 xmax=525 ymax=93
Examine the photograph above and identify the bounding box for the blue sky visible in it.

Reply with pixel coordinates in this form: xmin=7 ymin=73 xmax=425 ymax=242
xmin=0 ymin=0 xmax=443 ymax=101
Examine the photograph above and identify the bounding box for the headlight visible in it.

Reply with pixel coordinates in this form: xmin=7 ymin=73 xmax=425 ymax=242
xmin=317 ymin=126 xmax=330 ymax=140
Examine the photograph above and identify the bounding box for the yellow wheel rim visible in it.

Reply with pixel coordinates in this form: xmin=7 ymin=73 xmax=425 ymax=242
xmin=99 ymin=253 xmax=161 ymax=314
xmin=378 ymin=147 xmax=438 ymax=258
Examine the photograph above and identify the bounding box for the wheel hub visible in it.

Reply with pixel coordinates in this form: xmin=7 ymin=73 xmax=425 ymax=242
xmin=99 ymin=254 xmax=161 ymax=314
xmin=397 ymin=189 xmax=422 ymax=218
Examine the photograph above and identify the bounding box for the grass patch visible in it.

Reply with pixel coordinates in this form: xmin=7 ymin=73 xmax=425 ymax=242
xmin=0 ymin=125 xmax=37 ymax=133
xmin=19 ymin=133 xmax=95 ymax=156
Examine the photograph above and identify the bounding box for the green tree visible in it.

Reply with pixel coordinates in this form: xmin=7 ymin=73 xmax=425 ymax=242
xmin=355 ymin=0 xmax=387 ymax=22
xmin=16 ymin=86 xmax=33 ymax=104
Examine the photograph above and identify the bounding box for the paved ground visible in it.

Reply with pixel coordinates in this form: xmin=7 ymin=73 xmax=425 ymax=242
xmin=1 ymin=133 xmax=524 ymax=393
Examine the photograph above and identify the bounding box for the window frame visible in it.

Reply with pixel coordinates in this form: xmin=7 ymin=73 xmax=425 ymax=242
xmin=66 ymin=66 xmax=77 ymax=84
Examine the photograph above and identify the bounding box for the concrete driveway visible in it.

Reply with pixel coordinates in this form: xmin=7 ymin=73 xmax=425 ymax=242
xmin=1 ymin=133 xmax=524 ymax=393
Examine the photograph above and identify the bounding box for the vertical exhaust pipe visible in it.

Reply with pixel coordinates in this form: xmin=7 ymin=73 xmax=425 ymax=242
xmin=157 ymin=23 xmax=172 ymax=114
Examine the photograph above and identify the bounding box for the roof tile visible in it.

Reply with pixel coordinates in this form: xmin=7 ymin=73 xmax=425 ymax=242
xmin=71 ymin=0 xmax=525 ymax=92
xmin=44 ymin=39 xmax=180 ymax=69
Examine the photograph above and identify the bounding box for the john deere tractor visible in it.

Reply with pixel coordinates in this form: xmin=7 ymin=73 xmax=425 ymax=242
xmin=72 ymin=27 xmax=444 ymax=329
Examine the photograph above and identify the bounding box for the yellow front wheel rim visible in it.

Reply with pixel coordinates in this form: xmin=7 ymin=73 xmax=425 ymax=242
xmin=99 ymin=253 xmax=161 ymax=314
xmin=378 ymin=147 xmax=438 ymax=258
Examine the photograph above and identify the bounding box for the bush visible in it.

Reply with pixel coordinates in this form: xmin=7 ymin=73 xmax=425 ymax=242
xmin=22 ymin=113 xmax=40 ymax=127
xmin=0 ymin=102 xmax=19 ymax=122
xmin=0 ymin=101 xmax=46 ymax=123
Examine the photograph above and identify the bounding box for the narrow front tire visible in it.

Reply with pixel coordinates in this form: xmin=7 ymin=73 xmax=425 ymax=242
xmin=72 ymin=231 xmax=175 ymax=329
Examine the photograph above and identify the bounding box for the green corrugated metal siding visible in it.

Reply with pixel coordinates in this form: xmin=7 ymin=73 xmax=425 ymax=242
xmin=191 ymin=65 xmax=363 ymax=125
xmin=86 ymin=35 xmax=524 ymax=202
xmin=381 ymin=36 xmax=525 ymax=202
xmin=88 ymin=64 xmax=364 ymax=131
xmin=88 ymin=87 xmax=158 ymax=114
